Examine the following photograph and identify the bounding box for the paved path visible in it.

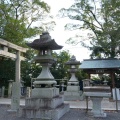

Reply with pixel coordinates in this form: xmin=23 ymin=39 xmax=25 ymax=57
xmin=0 ymin=97 xmax=120 ymax=110
xmin=0 ymin=98 xmax=120 ymax=120
xmin=65 ymin=98 xmax=120 ymax=110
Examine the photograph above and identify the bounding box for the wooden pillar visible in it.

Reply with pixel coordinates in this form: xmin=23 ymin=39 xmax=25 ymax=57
xmin=88 ymin=73 xmax=91 ymax=79
xmin=111 ymin=72 xmax=115 ymax=88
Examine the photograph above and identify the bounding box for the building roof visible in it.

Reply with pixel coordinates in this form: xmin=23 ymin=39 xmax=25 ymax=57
xmin=27 ymin=32 xmax=63 ymax=50
xmin=80 ymin=59 xmax=120 ymax=69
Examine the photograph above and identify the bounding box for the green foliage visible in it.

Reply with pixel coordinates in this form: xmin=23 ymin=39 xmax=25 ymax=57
xmin=51 ymin=50 xmax=88 ymax=85
xmin=0 ymin=0 xmax=55 ymax=87
xmin=0 ymin=0 xmax=55 ymax=46
xmin=51 ymin=50 xmax=71 ymax=79
xmin=59 ymin=0 xmax=120 ymax=58
xmin=0 ymin=58 xmax=15 ymax=87
xmin=21 ymin=49 xmax=41 ymax=86
xmin=76 ymin=69 xmax=88 ymax=81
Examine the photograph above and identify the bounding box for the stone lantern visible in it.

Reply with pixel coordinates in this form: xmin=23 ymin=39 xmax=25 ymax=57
xmin=26 ymin=32 xmax=62 ymax=97
xmin=20 ymin=32 xmax=69 ymax=120
xmin=64 ymin=55 xmax=82 ymax=100
xmin=66 ymin=55 xmax=80 ymax=85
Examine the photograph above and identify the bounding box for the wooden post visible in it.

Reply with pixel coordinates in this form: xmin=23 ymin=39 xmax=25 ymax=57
xmin=111 ymin=72 xmax=118 ymax=112
xmin=111 ymin=72 xmax=115 ymax=88
xmin=115 ymin=87 xmax=118 ymax=112
xmin=88 ymin=73 xmax=91 ymax=79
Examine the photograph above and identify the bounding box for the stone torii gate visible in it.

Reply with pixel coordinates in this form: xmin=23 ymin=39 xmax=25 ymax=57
xmin=0 ymin=38 xmax=27 ymax=110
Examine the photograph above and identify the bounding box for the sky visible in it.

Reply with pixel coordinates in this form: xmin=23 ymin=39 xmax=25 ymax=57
xmin=42 ymin=0 xmax=91 ymax=62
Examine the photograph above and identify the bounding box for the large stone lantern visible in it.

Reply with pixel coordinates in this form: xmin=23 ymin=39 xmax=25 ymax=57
xmin=64 ymin=55 xmax=82 ymax=100
xmin=20 ymin=32 xmax=69 ymax=120
xmin=26 ymin=32 xmax=62 ymax=91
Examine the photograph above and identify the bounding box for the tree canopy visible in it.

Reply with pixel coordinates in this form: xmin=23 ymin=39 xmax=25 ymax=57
xmin=0 ymin=0 xmax=55 ymax=46
xmin=59 ymin=0 xmax=120 ymax=58
xmin=51 ymin=50 xmax=71 ymax=79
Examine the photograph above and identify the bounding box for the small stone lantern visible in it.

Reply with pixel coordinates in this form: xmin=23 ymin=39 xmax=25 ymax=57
xmin=64 ymin=55 xmax=82 ymax=100
xmin=66 ymin=55 xmax=80 ymax=86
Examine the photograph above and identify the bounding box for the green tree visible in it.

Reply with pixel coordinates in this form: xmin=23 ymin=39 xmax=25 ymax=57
xmin=59 ymin=0 xmax=120 ymax=58
xmin=51 ymin=50 xmax=71 ymax=79
xmin=76 ymin=69 xmax=88 ymax=81
xmin=51 ymin=50 xmax=88 ymax=87
xmin=0 ymin=0 xmax=55 ymax=46
xmin=0 ymin=0 xmax=55 ymax=87
xmin=21 ymin=49 xmax=41 ymax=86
xmin=0 ymin=58 xmax=15 ymax=88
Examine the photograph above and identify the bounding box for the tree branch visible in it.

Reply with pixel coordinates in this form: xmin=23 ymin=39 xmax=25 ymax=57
xmin=88 ymin=9 xmax=104 ymax=31
xmin=83 ymin=19 xmax=102 ymax=30
xmin=83 ymin=20 xmax=99 ymax=40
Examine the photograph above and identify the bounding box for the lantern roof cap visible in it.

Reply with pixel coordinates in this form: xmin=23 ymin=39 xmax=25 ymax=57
xmin=66 ymin=55 xmax=80 ymax=65
xmin=27 ymin=32 xmax=63 ymax=50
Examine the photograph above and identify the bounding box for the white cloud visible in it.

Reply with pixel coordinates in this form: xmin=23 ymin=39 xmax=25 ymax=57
xmin=43 ymin=0 xmax=73 ymax=15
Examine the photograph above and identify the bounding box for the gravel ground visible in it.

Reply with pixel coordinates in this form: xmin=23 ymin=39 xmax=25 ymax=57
xmin=59 ymin=109 xmax=120 ymax=120
xmin=0 ymin=104 xmax=120 ymax=120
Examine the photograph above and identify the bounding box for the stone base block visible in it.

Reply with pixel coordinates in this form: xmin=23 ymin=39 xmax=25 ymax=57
xmin=25 ymin=96 xmax=63 ymax=109
xmin=87 ymin=110 xmax=107 ymax=118
xmin=19 ymin=103 xmax=69 ymax=120
xmin=64 ymin=91 xmax=83 ymax=101
xmin=67 ymin=86 xmax=80 ymax=91
xmin=19 ymin=91 xmax=70 ymax=120
xmin=91 ymin=111 xmax=106 ymax=117
xmin=31 ymin=87 xmax=59 ymax=98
